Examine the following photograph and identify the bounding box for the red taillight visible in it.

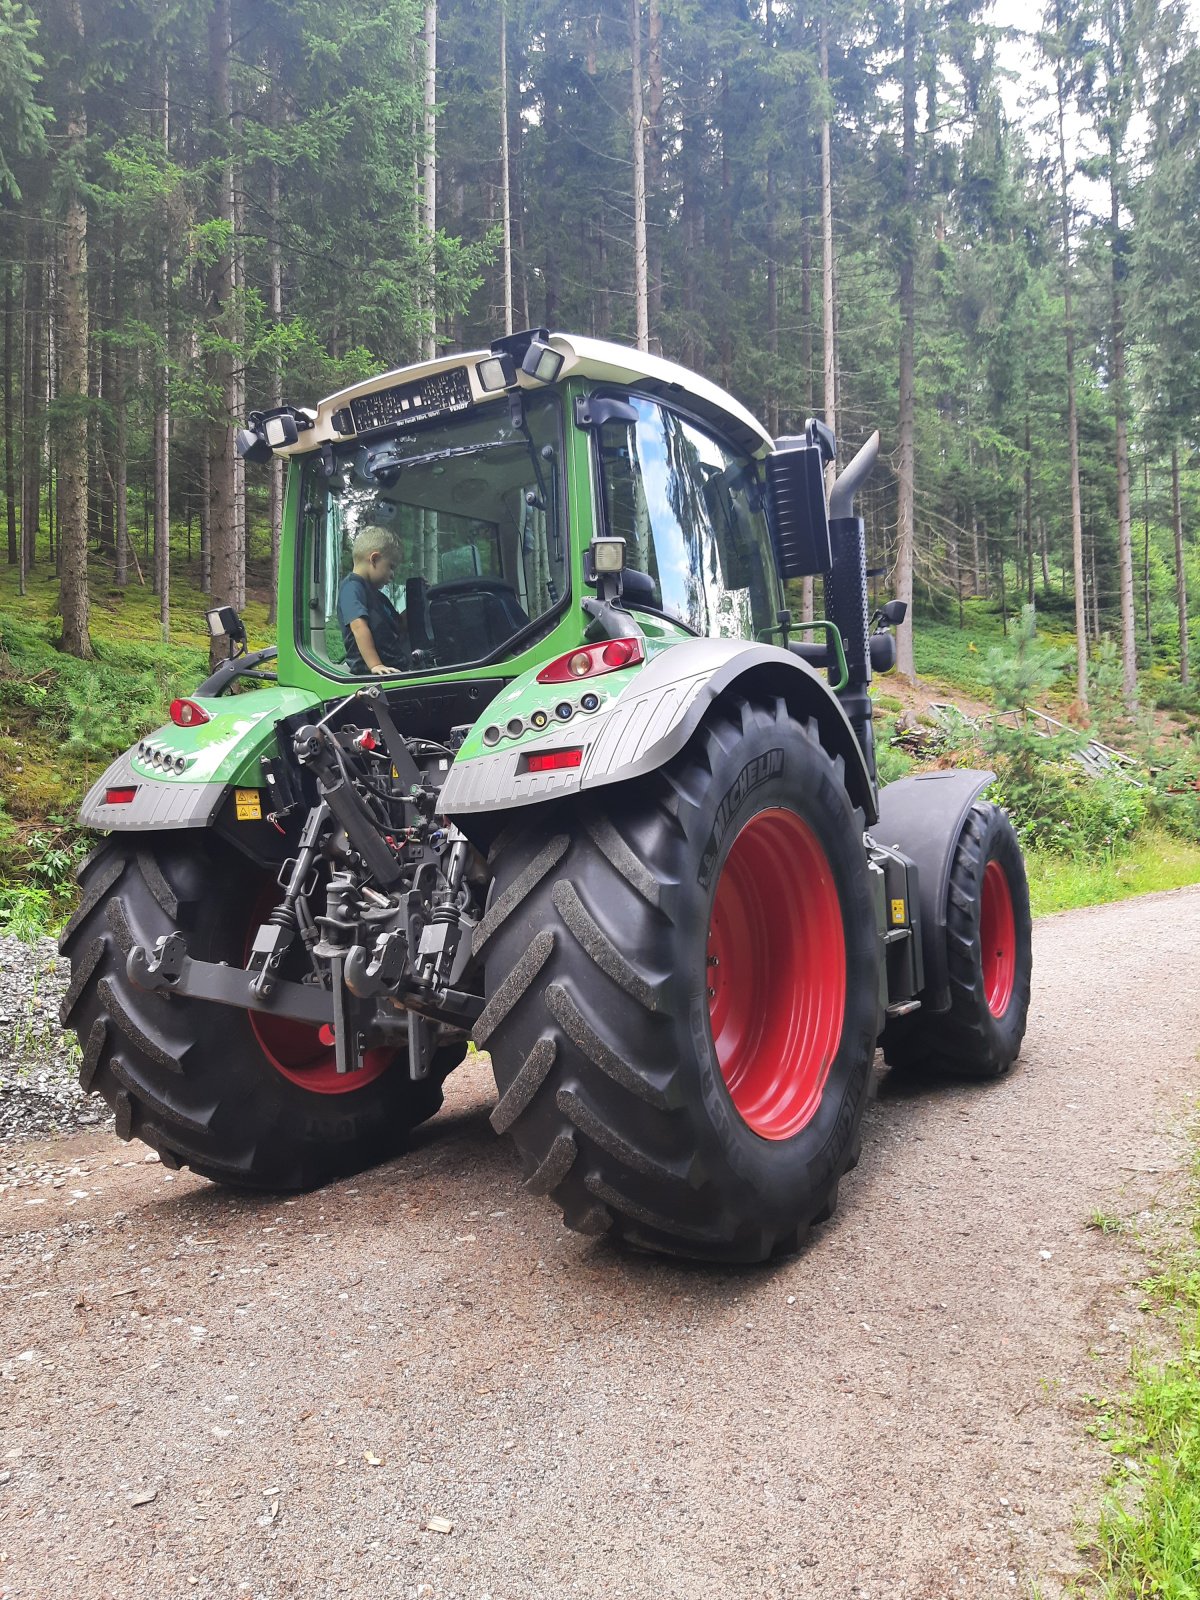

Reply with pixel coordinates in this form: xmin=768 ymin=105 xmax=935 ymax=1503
xmin=170 ymin=698 xmax=211 ymax=728
xmin=525 ymin=748 xmax=583 ymax=773
xmin=105 ymin=787 xmax=137 ymax=805
xmin=535 ymin=637 xmax=644 ymax=685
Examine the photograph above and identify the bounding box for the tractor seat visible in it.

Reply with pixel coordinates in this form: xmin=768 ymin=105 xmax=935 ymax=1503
xmin=427 ymin=579 xmax=530 ymax=662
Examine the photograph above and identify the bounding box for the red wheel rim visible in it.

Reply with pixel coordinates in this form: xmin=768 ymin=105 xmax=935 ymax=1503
xmin=706 ymin=809 xmax=846 ymax=1140
xmin=980 ymin=858 xmax=1016 ymax=1018
xmin=244 ymin=887 xmax=393 ymax=1095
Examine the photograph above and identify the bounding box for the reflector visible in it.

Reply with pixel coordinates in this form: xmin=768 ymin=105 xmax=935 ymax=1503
xmin=526 ymin=749 xmax=583 ymax=773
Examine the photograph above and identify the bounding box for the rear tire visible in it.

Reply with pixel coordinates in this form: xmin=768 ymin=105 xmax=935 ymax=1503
xmin=882 ymin=802 xmax=1031 ymax=1079
xmin=58 ymin=836 xmax=462 ymax=1189
xmin=475 ymin=692 xmax=880 ymax=1263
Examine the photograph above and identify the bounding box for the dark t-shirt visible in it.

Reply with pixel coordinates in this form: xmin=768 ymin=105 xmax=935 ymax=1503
xmin=336 ymin=573 xmax=408 ymax=673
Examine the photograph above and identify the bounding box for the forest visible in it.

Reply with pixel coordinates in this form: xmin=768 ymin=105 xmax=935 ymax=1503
xmin=0 ymin=0 xmax=1196 ymax=712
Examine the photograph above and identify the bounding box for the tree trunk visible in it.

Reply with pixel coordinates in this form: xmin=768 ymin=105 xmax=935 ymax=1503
xmin=895 ymin=0 xmax=917 ymax=676
xmin=22 ymin=250 xmax=42 ymax=590
xmin=57 ymin=0 xmax=92 ymax=659
xmin=267 ymin=60 xmax=284 ymax=626
xmin=1142 ymin=454 xmax=1151 ymax=649
xmin=1109 ymin=160 xmax=1136 ymax=709
xmin=422 ymin=0 xmax=437 ymax=360
xmin=799 ymin=185 xmax=813 ymax=414
xmin=630 ymin=0 xmax=648 ymax=351
xmin=4 ymin=264 xmax=15 ymax=565
xmin=1039 ymin=517 xmax=1050 ymax=592
xmin=719 ymin=71 xmax=732 ymax=388
xmin=113 ymin=230 xmax=129 ymax=587
xmin=155 ymin=59 xmax=171 ymax=636
xmin=820 ymin=21 xmax=837 ymax=457
xmin=1024 ymin=411 xmax=1034 ymax=609
xmin=1173 ymin=441 xmax=1189 ymax=688
xmin=207 ymin=0 xmax=238 ymax=664
xmin=1054 ymin=37 xmax=1088 ymax=710
xmin=646 ymin=0 xmax=663 ymax=337
xmin=499 ymin=6 xmax=513 ymax=337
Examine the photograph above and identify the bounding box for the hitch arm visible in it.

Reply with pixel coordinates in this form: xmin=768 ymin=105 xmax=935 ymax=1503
xmin=128 ymin=933 xmax=334 ymax=1028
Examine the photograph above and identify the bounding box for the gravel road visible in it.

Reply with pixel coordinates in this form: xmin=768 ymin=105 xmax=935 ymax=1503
xmin=2 ymin=887 xmax=1198 ymax=1600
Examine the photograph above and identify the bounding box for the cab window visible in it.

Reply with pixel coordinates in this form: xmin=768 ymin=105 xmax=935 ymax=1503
xmin=596 ymin=395 xmax=780 ymax=640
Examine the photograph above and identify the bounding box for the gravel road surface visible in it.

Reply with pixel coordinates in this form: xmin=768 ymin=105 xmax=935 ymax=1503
xmin=2 ymin=887 xmax=1198 ymax=1600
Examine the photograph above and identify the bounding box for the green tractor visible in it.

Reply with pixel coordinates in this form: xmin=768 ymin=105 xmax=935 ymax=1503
xmin=61 ymin=330 xmax=1032 ymax=1263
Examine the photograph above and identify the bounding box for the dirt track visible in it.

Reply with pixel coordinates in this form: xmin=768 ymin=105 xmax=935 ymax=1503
xmin=2 ymin=886 xmax=1198 ymax=1600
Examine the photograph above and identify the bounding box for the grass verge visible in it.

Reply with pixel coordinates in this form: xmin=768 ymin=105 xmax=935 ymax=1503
xmin=1025 ymin=832 xmax=1200 ymax=917
xmin=1076 ymin=1144 xmax=1200 ymax=1597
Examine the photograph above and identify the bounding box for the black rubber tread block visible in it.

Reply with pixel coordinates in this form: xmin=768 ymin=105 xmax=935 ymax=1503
xmin=78 ymin=1016 xmax=109 ymax=1093
xmin=525 ymin=1131 xmax=578 ymax=1196
xmin=104 ymin=896 xmax=136 ymax=956
xmin=113 ymin=1087 xmax=134 ymax=1142
xmin=107 ymin=1054 xmax=216 ymax=1138
xmin=544 ymin=983 xmax=677 ymax=1109
xmin=472 ymin=834 xmax=569 ymax=958
xmin=136 ymin=848 xmax=183 ymax=921
xmin=138 ymin=1124 xmax=259 ymax=1187
xmin=811 ymin=1178 xmax=840 ymax=1225
xmin=582 ymin=813 xmax=662 ymax=907
xmin=472 ymin=930 xmax=555 ymax=1046
xmin=97 ymin=976 xmax=186 ymax=1074
xmin=490 ymin=1035 xmax=557 ymax=1135
xmin=59 ymin=851 xmax=126 ymax=952
xmin=584 ymin=1172 xmax=729 ymax=1244
xmin=59 ymin=937 xmax=106 ymax=1029
xmin=555 ymin=1086 xmax=695 ymax=1187
xmin=550 ymin=880 xmax=659 ymax=1012
xmin=571 ymin=1204 xmax=614 ymax=1237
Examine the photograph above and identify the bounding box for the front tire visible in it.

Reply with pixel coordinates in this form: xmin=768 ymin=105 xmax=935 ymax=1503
xmin=882 ymin=802 xmax=1032 ymax=1079
xmin=58 ymin=836 xmax=462 ymax=1189
xmin=475 ymin=693 xmax=881 ymax=1263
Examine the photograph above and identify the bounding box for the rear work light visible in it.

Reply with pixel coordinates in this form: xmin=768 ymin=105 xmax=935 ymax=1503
xmin=105 ymin=787 xmax=137 ymax=805
xmin=525 ymin=748 xmax=583 ymax=774
xmin=535 ymin=637 xmax=644 ymax=685
xmin=169 ymin=698 xmax=211 ymax=728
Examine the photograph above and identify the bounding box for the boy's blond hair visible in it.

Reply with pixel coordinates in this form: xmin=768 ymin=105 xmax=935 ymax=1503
xmin=351 ymin=524 xmax=400 ymax=564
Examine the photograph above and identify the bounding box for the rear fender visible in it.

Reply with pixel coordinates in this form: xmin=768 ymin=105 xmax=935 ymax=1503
xmin=872 ymin=769 xmax=994 ymax=1012
xmin=78 ymin=686 xmax=322 ymax=861
xmin=439 ymin=638 xmax=877 ymax=827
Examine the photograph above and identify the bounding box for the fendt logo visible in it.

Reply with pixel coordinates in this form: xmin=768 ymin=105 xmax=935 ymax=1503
xmin=698 ymin=748 xmax=785 ymax=888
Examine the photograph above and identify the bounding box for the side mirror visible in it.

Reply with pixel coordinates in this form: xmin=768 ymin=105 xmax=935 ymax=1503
xmin=575 ymin=394 xmax=639 ymax=429
xmin=878 ymin=599 xmax=907 ymax=626
xmin=765 ymin=437 xmax=832 ymax=578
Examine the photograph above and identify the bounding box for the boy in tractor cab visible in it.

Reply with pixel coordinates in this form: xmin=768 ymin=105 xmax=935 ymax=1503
xmin=337 ymin=525 xmax=409 ymax=675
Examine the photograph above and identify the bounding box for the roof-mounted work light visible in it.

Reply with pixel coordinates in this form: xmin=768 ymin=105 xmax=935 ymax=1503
xmin=489 ymin=328 xmax=565 ymax=386
xmin=236 ymin=405 xmax=315 ymax=463
xmin=477 ymin=352 xmax=518 ymax=392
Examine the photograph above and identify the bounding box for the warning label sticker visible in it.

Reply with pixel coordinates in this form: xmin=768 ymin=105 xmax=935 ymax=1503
xmin=235 ymin=788 xmax=263 ymax=821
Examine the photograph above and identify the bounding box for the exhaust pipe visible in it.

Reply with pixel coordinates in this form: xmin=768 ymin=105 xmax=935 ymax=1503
xmin=825 ymin=430 xmax=881 ymax=790
xmin=828 ymin=430 xmax=879 ymax=521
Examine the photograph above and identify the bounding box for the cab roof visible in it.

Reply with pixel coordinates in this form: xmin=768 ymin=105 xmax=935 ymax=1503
xmin=280 ymin=332 xmax=774 ymax=461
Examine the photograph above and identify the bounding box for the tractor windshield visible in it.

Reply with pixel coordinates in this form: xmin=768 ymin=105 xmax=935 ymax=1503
xmin=297 ymin=391 xmax=566 ymax=677
xmin=597 ymin=394 xmax=782 ymax=640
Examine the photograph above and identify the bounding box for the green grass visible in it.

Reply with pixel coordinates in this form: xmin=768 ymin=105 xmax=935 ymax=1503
xmin=912 ymin=599 xmax=1077 ymax=698
xmin=1074 ymin=1144 xmax=1200 ymax=1598
xmin=1025 ymin=831 xmax=1200 ymax=917
xmin=0 ymin=523 xmax=274 ymax=925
